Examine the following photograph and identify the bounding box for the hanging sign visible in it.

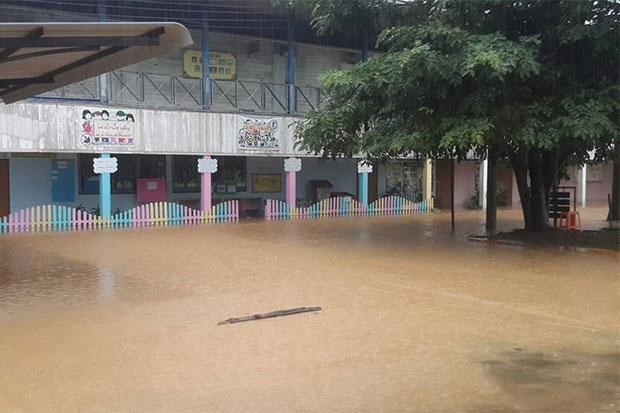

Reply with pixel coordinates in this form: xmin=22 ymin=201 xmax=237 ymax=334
xmin=79 ymin=108 xmax=136 ymax=147
xmin=284 ymin=157 xmax=302 ymax=172
xmin=93 ymin=157 xmax=118 ymax=174
xmin=197 ymin=158 xmax=218 ymax=174
xmin=357 ymin=160 xmax=373 ymax=174
xmin=237 ymin=117 xmax=280 ymax=151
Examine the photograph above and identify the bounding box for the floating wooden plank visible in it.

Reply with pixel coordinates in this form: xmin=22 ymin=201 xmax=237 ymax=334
xmin=217 ymin=306 xmax=322 ymax=325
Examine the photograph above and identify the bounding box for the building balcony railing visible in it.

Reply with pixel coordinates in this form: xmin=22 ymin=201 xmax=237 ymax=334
xmin=36 ymin=71 xmax=322 ymax=116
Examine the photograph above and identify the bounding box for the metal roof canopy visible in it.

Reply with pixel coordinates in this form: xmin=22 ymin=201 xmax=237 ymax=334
xmin=0 ymin=22 xmax=193 ymax=104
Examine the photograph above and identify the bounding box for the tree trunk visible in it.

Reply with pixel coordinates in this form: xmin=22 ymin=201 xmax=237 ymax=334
xmin=528 ymin=148 xmax=550 ymax=231
xmin=611 ymin=143 xmax=620 ymax=221
xmin=509 ymin=147 xmax=555 ymax=231
xmin=510 ymin=150 xmax=534 ymax=230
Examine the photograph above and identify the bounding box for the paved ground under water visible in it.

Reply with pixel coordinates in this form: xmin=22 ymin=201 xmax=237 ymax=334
xmin=0 ymin=208 xmax=618 ymax=412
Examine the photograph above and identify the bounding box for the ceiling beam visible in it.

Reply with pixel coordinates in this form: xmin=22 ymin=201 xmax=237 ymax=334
xmin=0 ymin=75 xmax=54 ymax=88
xmin=0 ymin=28 xmax=164 ymax=49
xmin=0 ymin=27 xmax=44 ymax=61
xmin=0 ymin=27 xmax=165 ymax=99
xmin=0 ymin=46 xmax=100 ymax=65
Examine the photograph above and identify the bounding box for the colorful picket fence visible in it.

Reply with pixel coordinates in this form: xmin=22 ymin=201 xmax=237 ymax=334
xmin=0 ymin=200 xmax=238 ymax=234
xmin=265 ymin=195 xmax=433 ymax=220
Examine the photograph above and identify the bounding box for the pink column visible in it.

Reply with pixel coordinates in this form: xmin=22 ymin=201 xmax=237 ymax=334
xmin=286 ymin=171 xmax=296 ymax=208
xmin=201 ymin=155 xmax=212 ymax=212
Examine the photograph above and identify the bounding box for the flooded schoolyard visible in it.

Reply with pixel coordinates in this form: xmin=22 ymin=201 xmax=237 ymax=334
xmin=0 ymin=208 xmax=618 ymax=412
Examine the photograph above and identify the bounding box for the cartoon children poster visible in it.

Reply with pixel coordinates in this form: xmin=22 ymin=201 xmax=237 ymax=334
xmin=79 ymin=108 xmax=136 ymax=146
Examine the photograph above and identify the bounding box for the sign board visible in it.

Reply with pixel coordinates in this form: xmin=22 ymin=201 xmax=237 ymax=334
xmin=284 ymin=158 xmax=302 ymax=173
xmin=93 ymin=157 xmax=118 ymax=174
xmin=197 ymin=158 xmax=218 ymax=174
xmin=183 ymin=50 xmax=237 ymax=80
xmin=51 ymin=159 xmax=75 ymax=203
xmin=237 ymin=117 xmax=280 ymax=151
xmin=357 ymin=160 xmax=373 ymax=174
xmin=80 ymin=108 xmax=136 ymax=147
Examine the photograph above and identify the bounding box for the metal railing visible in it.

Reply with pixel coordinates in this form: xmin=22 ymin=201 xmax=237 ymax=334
xmin=105 ymin=70 xmax=321 ymax=115
xmin=37 ymin=77 xmax=100 ymax=101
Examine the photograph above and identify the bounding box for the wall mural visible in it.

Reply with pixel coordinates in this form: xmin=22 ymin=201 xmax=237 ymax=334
xmin=79 ymin=108 xmax=136 ymax=146
xmin=237 ymin=117 xmax=279 ymax=151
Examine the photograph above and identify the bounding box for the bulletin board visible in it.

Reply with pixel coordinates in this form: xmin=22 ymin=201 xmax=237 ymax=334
xmin=252 ymin=174 xmax=281 ymax=193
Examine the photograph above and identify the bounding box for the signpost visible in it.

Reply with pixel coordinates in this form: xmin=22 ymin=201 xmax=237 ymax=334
xmin=93 ymin=154 xmax=117 ymax=218
xmin=284 ymin=157 xmax=301 ymax=207
xmin=198 ymin=156 xmax=218 ymax=211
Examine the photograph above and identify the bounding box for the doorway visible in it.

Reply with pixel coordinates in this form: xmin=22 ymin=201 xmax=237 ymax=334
xmin=0 ymin=159 xmax=9 ymax=216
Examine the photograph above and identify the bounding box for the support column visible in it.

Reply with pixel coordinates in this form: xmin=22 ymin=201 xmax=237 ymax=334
xmin=422 ymin=159 xmax=432 ymax=201
xmin=202 ymin=17 xmax=212 ymax=110
xmin=284 ymin=158 xmax=301 ymax=207
xmin=451 ymin=159 xmax=455 ymax=233
xmin=287 ymin=9 xmax=296 ymax=114
xmin=357 ymin=161 xmax=372 ymax=206
xmin=199 ymin=156 xmax=217 ymax=212
xmin=480 ymin=158 xmax=488 ymax=209
xmin=581 ymin=164 xmax=587 ymax=208
xmin=98 ymin=0 xmax=108 ymax=104
xmin=100 ymin=153 xmax=111 ymax=218
xmin=286 ymin=172 xmax=296 ymax=206
xmin=486 ymin=146 xmax=497 ymax=235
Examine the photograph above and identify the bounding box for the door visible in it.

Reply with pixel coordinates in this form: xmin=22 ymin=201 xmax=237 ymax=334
xmin=434 ymin=160 xmax=453 ymax=209
xmin=0 ymin=159 xmax=9 ymax=216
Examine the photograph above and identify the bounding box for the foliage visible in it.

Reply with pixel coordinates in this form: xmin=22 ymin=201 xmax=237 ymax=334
xmin=294 ymin=0 xmax=620 ymax=230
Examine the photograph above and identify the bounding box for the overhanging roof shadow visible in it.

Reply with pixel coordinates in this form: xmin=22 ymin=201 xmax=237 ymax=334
xmin=0 ymin=22 xmax=193 ymax=104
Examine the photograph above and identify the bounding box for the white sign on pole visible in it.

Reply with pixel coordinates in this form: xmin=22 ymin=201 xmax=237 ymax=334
xmin=93 ymin=157 xmax=118 ymax=174
xmin=357 ymin=160 xmax=373 ymax=174
xmin=197 ymin=158 xmax=218 ymax=174
xmin=284 ymin=157 xmax=302 ymax=172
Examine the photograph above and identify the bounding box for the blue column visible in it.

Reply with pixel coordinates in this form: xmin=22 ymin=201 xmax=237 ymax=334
xmin=359 ymin=173 xmax=369 ymax=206
xmin=202 ymin=18 xmax=212 ymax=110
xmin=361 ymin=33 xmax=369 ymax=62
xmin=287 ymin=9 xmax=296 ymax=114
xmin=100 ymin=154 xmax=111 ymax=218
xmin=98 ymin=0 xmax=109 ymax=104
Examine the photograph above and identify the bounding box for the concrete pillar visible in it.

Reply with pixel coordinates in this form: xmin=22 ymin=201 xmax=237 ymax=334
xmin=202 ymin=18 xmax=211 ymax=110
xmin=422 ymin=159 xmax=432 ymax=201
xmin=199 ymin=155 xmax=216 ymax=212
xmin=357 ymin=161 xmax=373 ymax=206
xmin=581 ymin=164 xmax=587 ymax=208
xmin=481 ymin=158 xmax=488 ymax=210
xmin=287 ymin=9 xmax=296 ymax=114
xmin=98 ymin=0 xmax=108 ymax=104
xmin=284 ymin=158 xmax=301 ymax=207
xmin=99 ymin=153 xmax=111 ymax=218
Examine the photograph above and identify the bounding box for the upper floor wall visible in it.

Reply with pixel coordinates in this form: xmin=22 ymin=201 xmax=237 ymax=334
xmin=0 ymin=101 xmax=310 ymax=156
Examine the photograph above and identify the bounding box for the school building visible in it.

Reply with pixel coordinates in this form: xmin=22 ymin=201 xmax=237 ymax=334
xmin=0 ymin=0 xmax=613 ymax=226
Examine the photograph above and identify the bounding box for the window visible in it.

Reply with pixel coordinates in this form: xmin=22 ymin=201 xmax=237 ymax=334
xmin=172 ymin=155 xmax=200 ymax=193
xmin=172 ymin=156 xmax=247 ymax=194
xmin=385 ymin=161 xmax=423 ymax=201
xmin=214 ymin=157 xmax=247 ymax=194
xmin=140 ymin=155 xmax=166 ymax=179
xmin=78 ymin=154 xmax=164 ymax=195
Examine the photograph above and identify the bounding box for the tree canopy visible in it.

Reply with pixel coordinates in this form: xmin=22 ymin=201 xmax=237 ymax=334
xmin=294 ymin=0 xmax=619 ymax=230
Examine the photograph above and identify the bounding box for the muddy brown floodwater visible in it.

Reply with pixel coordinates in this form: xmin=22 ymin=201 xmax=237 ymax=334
xmin=0 ymin=208 xmax=618 ymax=412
